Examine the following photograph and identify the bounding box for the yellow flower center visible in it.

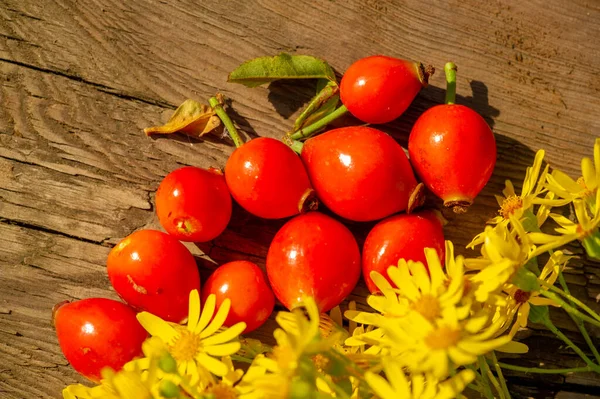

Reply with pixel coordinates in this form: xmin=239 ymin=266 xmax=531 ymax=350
xmin=169 ymin=329 xmax=201 ymax=362
xmin=514 ymin=289 xmax=531 ymax=304
xmin=312 ymin=353 xmax=329 ymax=373
xmin=499 ymin=195 xmax=523 ymax=219
xmin=424 ymin=326 xmax=461 ymax=350
xmin=272 ymin=345 xmax=297 ymax=371
xmin=411 ymin=294 xmax=441 ymax=321
xmin=205 ymin=383 xmax=238 ymax=399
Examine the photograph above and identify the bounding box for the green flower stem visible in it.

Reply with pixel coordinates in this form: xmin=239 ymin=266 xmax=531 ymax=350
xmin=540 ymin=281 xmax=600 ymax=323
xmin=465 ymin=364 xmax=488 ymax=396
xmin=556 ymin=270 xmax=600 ymax=364
xmin=480 ymin=356 xmax=506 ymax=399
xmin=540 ymin=291 xmax=600 ymax=329
xmin=491 ymin=352 xmax=511 ymax=399
xmin=208 ymin=96 xmax=244 ymax=148
xmin=444 ymin=62 xmax=457 ymax=105
xmin=477 ymin=356 xmax=496 ymax=399
xmin=289 ymin=104 xmax=348 ymax=141
xmin=543 ymin=318 xmax=600 ymax=373
xmin=498 ymin=362 xmax=592 ymax=374
xmin=290 ymin=139 xmax=304 ymax=155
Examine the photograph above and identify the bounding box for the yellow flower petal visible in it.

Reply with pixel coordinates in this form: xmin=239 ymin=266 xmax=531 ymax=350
xmin=529 ymin=296 xmax=559 ymax=307
xmin=496 ymin=340 xmax=529 ymax=354
xmin=425 ymin=248 xmax=445 ymax=292
xmin=365 ymin=371 xmax=401 ymax=399
xmin=187 ymin=289 xmax=201 ymax=332
xmin=409 ymin=261 xmax=431 ymax=294
xmin=383 ymin=358 xmax=410 ymax=394
xmin=200 ymin=298 xmax=230 ymax=338
xmin=196 ymin=352 xmax=229 ymax=376
xmin=195 ymin=294 xmax=216 ymax=334
xmin=582 ymin=157 xmax=596 ymax=189
xmin=202 ymin=322 xmax=246 ymax=346
xmin=136 ymin=312 xmax=177 ymax=343
xmin=388 ymin=264 xmax=419 ymax=301
xmin=371 ymin=270 xmax=394 ymax=292
xmin=204 ymin=341 xmax=241 ymax=357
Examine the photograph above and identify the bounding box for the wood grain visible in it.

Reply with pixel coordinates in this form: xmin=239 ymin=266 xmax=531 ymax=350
xmin=1 ymin=0 xmax=600 ymax=397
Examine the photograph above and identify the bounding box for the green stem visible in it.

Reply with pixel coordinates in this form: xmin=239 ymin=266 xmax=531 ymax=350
xmin=209 ymin=96 xmax=244 ymax=148
xmin=480 ymin=356 xmax=505 ymax=399
xmin=543 ymin=318 xmax=600 ymax=373
xmin=290 ymin=140 xmax=304 ymax=155
xmin=289 ymin=104 xmax=348 ymax=141
xmin=498 ymin=362 xmax=592 ymax=374
xmin=444 ymin=62 xmax=457 ymax=105
xmin=491 ymin=352 xmax=511 ymax=399
xmin=540 ymin=291 xmax=600 ymax=329
xmin=541 ymin=281 xmax=600 ymax=323
xmin=477 ymin=356 xmax=496 ymax=399
xmin=556 ymin=271 xmax=600 ymax=364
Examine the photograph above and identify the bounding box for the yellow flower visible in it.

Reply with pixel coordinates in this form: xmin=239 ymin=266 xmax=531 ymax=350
xmin=202 ymin=356 xmax=243 ymax=399
xmin=136 ymin=290 xmax=246 ymax=385
xmin=466 ymin=219 xmax=533 ymax=302
xmin=546 ymin=138 xmax=600 ymax=209
xmin=504 ymin=251 xmax=569 ymax=337
xmin=365 ymin=357 xmax=475 ymax=399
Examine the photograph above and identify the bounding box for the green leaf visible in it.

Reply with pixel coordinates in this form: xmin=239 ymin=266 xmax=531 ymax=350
xmin=583 ymin=230 xmax=600 ymax=260
xmin=293 ymin=80 xmax=339 ymax=131
xmin=528 ymin=303 xmax=550 ymax=324
xmin=228 ymin=53 xmax=336 ymax=88
xmin=512 ymin=267 xmax=541 ymax=292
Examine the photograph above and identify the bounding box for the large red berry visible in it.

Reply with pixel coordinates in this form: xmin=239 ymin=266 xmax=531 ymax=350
xmin=53 ymin=298 xmax=147 ymax=382
xmin=301 ymin=126 xmax=423 ymax=221
xmin=408 ymin=63 xmax=496 ymax=213
xmin=107 ymin=230 xmax=200 ymax=322
xmin=362 ymin=210 xmax=446 ymax=293
xmin=156 ymin=166 xmax=231 ymax=242
xmin=340 ymin=55 xmax=433 ymax=124
xmin=266 ymin=212 xmax=361 ymax=312
xmin=202 ymin=261 xmax=274 ymax=333
xmin=225 ymin=137 xmax=316 ymax=219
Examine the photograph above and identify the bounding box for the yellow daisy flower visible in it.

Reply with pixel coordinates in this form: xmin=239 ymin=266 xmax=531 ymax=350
xmin=202 ymin=356 xmax=243 ymax=399
xmin=546 ymin=138 xmax=600 ymax=210
xmin=503 ymin=250 xmax=569 ymax=337
xmin=136 ymin=290 xmax=246 ymax=384
xmin=365 ymin=357 xmax=475 ymax=399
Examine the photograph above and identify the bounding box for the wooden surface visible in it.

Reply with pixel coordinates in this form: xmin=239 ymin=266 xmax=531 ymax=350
xmin=1 ymin=0 xmax=600 ymax=397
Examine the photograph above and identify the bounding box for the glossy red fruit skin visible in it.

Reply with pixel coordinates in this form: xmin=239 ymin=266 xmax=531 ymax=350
xmin=201 ymin=261 xmax=274 ymax=333
xmin=107 ymin=230 xmax=200 ymax=323
xmin=408 ymin=104 xmax=496 ymax=210
xmin=156 ymin=166 xmax=232 ymax=242
xmin=53 ymin=298 xmax=147 ymax=382
xmin=225 ymin=137 xmax=315 ymax=219
xmin=362 ymin=210 xmax=446 ymax=293
xmin=301 ymin=126 xmax=419 ymax=222
xmin=340 ymin=55 xmax=429 ymax=124
xmin=266 ymin=212 xmax=361 ymax=312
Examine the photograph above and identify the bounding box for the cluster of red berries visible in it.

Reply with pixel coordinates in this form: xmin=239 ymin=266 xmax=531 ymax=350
xmin=52 ymin=55 xmax=496 ymax=382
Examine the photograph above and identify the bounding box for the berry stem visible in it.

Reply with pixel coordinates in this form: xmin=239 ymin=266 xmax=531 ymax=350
xmin=498 ymin=362 xmax=592 ymax=374
xmin=290 ymin=139 xmax=304 ymax=155
xmin=289 ymin=104 xmax=348 ymax=141
xmin=209 ymin=95 xmax=244 ymax=148
xmin=444 ymin=62 xmax=457 ymax=105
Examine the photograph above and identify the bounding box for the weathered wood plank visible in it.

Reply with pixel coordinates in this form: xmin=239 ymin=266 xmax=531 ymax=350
xmin=1 ymin=0 xmax=600 ymax=398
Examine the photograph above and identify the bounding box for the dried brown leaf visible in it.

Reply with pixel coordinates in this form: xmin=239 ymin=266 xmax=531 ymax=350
xmin=144 ymin=99 xmax=221 ymax=137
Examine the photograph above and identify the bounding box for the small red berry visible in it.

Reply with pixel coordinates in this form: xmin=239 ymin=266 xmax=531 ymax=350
xmin=266 ymin=212 xmax=361 ymax=312
xmin=53 ymin=298 xmax=147 ymax=382
xmin=340 ymin=55 xmax=434 ymax=124
xmin=156 ymin=166 xmax=232 ymax=242
xmin=107 ymin=230 xmax=201 ymax=323
xmin=362 ymin=210 xmax=446 ymax=293
xmin=225 ymin=137 xmax=316 ymax=219
xmin=202 ymin=261 xmax=274 ymax=333
xmin=301 ymin=126 xmax=423 ymax=221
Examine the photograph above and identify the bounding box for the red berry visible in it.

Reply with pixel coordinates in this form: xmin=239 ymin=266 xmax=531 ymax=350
xmin=107 ymin=230 xmax=201 ymax=322
xmin=340 ymin=55 xmax=433 ymax=124
xmin=301 ymin=126 xmax=423 ymax=222
xmin=201 ymin=261 xmax=274 ymax=333
xmin=156 ymin=166 xmax=231 ymax=242
xmin=225 ymin=137 xmax=316 ymax=219
xmin=53 ymin=298 xmax=147 ymax=382
xmin=409 ymin=105 xmax=496 ymax=213
xmin=409 ymin=63 xmax=496 ymax=213
xmin=362 ymin=210 xmax=446 ymax=293
xmin=266 ymin=212 xmax=361 ymax=312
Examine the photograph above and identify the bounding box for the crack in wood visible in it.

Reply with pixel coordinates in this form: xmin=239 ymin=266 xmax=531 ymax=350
xmin=0 ymin=57 xmax=176 ymax=110
xmin=0 ymin=219 xmax=108 ymax=246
